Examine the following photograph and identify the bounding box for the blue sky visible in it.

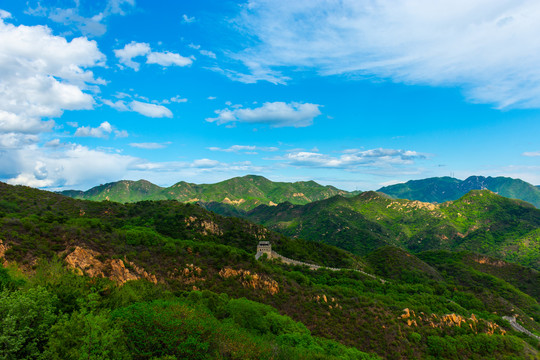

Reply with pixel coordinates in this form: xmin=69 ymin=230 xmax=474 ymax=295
xmin=1 ymin=0 xmax=540 ymax=191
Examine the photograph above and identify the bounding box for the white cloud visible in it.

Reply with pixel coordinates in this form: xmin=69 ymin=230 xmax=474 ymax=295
xmin=169 ymin=95 xmax=188 ymax=103
xmin=74 ymin=121 xmax=128 ymax=139
xmin=200 ymin=50 xmax=216 ymax=59
xmin=130 ymin=100 xmax=173 ymax=118
xmin=0 ymin=133 xmax=39 ymax=149
xmin=147 ymin=51 xmax=193 ymax=67
xmin=208 ymin=145 xmax=279 ymax=153
xmin=207 ymin=96 xmax=217 ymax=100
xmin=207 ymin=101 xmax=321 ymax=127
xmin=522 ymin=151 xmax=540 ymax=157
xmin=26 ymin=0 xmax=135 ymax=37
xmin=5 ymin=143 xmax=140 ymax=188
xmin=115 ymin=41 xmax=192 ymax=70
xmin=0 ymin=10 xmax=11 ymax=19
xmin=75 ymin=121 xmax=113 ymax=138
xmin=103 ymin=99 xmax=173 ymax=118
xmin=114 ymin=41 xmax=151 ymax=70
xmin=182 ymin=14 xmax=195 ymax=23
xmin=0 ymin=17 xmax=104 ymax=135
xmin=115 ymin=130 xmax=129 ymax=138
xmin=189 ymin=44 xmax=216 ymax=59
xmin=234 ymin=0 xmax=540 ymax=108
xmin=44 ymin=139 xmax=62 ymax=148
xmin=106 ymin=0 xmax=136 ymax=16
xmin=284 ymin=148 xmax=427 ymax=169
xmin=130 ymin=142 xmax=171 ymax=149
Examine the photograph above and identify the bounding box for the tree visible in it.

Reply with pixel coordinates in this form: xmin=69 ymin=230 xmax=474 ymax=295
xmin=0 ymin=287 xmax=57 ymax=360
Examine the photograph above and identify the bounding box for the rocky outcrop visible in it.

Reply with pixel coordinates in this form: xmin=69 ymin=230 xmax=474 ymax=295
xmin=168 ymin=264 xmax=205 ymax=284
xmin=0 ymin=239 xmax=9 ymax=267
xmin=472 ymin=255 xmax=506 ymax=267
xmin=399 ymin=308 xmax=506 ymax=335
xmin=223 ymin=197 xmax=246 ymax=206
xmin=185 ymin=216 xmax=223 ymax=235
xmin=314 ymin=294 xmax=342 ymax=310
xmin=64 ymin=246 xmax=158 ymax=285
xmin=219 ymin=267 xmax=279 ymax=295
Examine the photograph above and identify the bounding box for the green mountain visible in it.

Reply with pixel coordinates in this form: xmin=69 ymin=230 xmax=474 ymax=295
xmin=378 ymin=175 xmax=540 ymax=207
xmin=2 ymin=182 xmax=540 ymax=359
xmin=245 ymin=190 xmax=540 ymax=270
xmin=60 ymin=175 xmax=348 ymax=211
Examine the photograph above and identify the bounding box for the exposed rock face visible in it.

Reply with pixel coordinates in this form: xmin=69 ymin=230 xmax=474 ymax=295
xmin=168 ymin=264 xmax=205 ymax=284
xmin=0 ymin=239 xmax=9 ymax=267
xmin=64 ymin=246 xmax=158 ymax=285
xmin=399 ymin=308 xmax=506 ymax=335
xmin=65 ymin=247 xmax=105 ymax=277
xmin=223 ymin=197 xmax=246 ymax=206
xmin=472 ymin=255 xmax=506 ymax=267
xmin=219 ymin=267 xmax=279 ymax=295
xmin=185 ymin=216 xmax=223 ymax=235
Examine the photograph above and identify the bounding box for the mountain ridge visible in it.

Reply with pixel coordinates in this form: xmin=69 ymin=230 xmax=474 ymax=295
xmin=243 ymin=189 xmax=540 ymax=270
xmin=60 ymin=175 xmax=348 ymax=211
xmin=378 ymin=175 xmax=540 ymax=207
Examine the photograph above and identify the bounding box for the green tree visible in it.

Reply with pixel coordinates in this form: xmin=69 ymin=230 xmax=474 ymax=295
xmin=112 ymin=300 xmax=213 ymax=360
xmin=0 ymin=286 xmax=57 ymax=360
xmin=45 ymin=309 xmax=131 ymax=360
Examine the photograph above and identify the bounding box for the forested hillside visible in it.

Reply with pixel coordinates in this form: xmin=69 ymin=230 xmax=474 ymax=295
xmin=1 ymin=182 xmax=539 ymax=359
xmin=60 ymin=175 xmax=348 ymax=211
xmin=245 ymin=190 xmax=540 ymax=271
xmin=378 ymin=176 xmax=540 ymax=208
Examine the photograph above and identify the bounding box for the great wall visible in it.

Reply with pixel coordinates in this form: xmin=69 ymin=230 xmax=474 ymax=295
xmin=255 ymin=241 xmax=386 ymax=283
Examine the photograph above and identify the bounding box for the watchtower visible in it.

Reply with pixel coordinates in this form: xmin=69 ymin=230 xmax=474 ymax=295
xmin=255 ymin=241 xmax=272 ymax=259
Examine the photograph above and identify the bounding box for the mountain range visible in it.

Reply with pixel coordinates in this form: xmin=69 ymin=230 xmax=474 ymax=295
xmin=2 ymin=181 xmax=540 ymax=359
xmin=244 ymin=190 xmax=540 ymax=271
xmin=379 ymin=175 xmax=540 ymax=208
xmin=60 ymin=175 xmax=347 ymax=211
xmin=61 ymin=175 xmax=540 ymax=210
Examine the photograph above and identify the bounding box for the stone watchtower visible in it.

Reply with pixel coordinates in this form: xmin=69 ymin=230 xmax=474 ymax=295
xmin=255 ymin=241 xmax=272 ymax=260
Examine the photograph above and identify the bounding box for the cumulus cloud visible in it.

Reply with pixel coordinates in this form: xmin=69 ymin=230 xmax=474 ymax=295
xmin=3 ymin=143 xmax=141 ymax=188
xmin=103 ymin=99 xmax=173 ymax=118
xmin=146 ymin=51 xmax=192 ymax=67
xmin=1 ymin=139 xmax=264 ymax=189
xmin=234 ymin=0 xmax=540 ymax=108
xmin=0 ymin=17 xmax=105 ymax=135
xmin=208 ymin=145 xmax=279 ymax=153
xmin=0 ymin=10 xmax=11 ymax=19
xmin=284 ymin=148 xmax=426 ymax=169
xmin=74 ymin=121 xmax=127 ymax=138
xmin=130 ymin=142 xmax=171 ymax=149
xmin=114 ymin=41 xmax=151 ymax=70
xmin=114 ymin=41 xmax=192 ymax=70
xmin=207 ymin=102 xmax=321 ymax=127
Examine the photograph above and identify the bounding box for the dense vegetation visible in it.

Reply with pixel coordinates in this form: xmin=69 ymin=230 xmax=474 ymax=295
xmin=244 ymin=190 xmax=540 ymax=270
xmin=378 ymin=175 xmax=540 ymax=208
xmin=60 ymin=175 xmax=348 ymax=211
xmin=1 ymin=182 xmax=540 ymax=359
